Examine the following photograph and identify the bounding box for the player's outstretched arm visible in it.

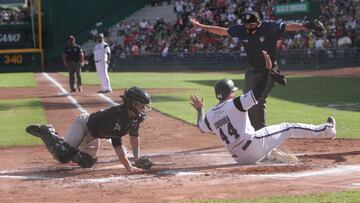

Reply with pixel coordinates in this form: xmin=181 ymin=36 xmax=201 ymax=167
xmin=189 ymin=95 xmax=211 ymax=133
xmin=252 ymin=51 xmax=271 ymax=100
xmin=114 ymin=145 xmax=143 ymax=173
xmin=189 ymin=17 xmax=229 ymax=36
xmin=129 ymin=135 xmax=140 ymax=160
xmin=263 ymin=51 xmax=272 ymax=70
xmin=234 ymin=51 xmax=272 ymax=112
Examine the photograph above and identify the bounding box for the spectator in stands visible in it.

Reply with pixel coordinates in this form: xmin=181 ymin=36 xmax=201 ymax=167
xmin=84 ymin=0 xmax=359 ymax=57
xmin=337 ymin=34 xmax=352 ymax=48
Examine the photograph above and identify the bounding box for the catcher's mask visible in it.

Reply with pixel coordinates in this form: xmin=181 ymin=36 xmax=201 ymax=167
xmin=214 ymin=79 xmax=238 ymax=100
xmin=122 ymin=86 xmax=151 ymax=119
xmin=242 ymin=11 xmax=261 ymax=34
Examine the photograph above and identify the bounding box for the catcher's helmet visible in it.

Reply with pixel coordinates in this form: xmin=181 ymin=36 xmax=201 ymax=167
xmin=122 ymin=86 xmax=151 ymax=119
xmin=215 ymin=79 xmax=238 ymax=100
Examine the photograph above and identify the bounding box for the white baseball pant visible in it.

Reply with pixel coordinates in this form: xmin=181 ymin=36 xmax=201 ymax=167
xmin=64 ymin=113 xmax=100 ymax=157
xmin=229 ymin=122 xmax=335 ymax=165
xmin=95 ymin=61 xmax=112 ymax=91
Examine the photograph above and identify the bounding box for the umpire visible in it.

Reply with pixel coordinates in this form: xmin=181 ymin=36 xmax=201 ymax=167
xmin=189 ymin=11 xmax=324 ymax=130
xmin=63 ymin=35 xmax=84 ymax=92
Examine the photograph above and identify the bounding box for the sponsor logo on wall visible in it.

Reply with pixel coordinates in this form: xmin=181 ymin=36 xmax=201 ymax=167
xmin=0 ymin=31 xmax=25 ymax=47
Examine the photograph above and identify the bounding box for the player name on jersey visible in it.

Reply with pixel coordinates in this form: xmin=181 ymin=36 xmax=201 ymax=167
xmin=214 ymin=115 xmax=230 ymax=129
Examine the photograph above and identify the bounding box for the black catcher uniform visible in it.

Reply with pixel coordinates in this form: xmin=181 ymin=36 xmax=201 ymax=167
xmin=26 ymin=87 xmax=151 ymax=172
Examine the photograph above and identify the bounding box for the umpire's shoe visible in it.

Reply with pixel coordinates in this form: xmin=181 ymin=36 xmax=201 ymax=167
xmin=326 ymin=116 xmax=336 ymax=140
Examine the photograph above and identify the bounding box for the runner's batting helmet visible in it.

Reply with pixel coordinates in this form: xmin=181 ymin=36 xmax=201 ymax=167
xmin=214 ymin=79 xmax=238 ymax=100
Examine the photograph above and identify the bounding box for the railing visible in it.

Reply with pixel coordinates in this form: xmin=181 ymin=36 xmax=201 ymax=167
xmin=46 ymin=48 xmax=360 ymax=72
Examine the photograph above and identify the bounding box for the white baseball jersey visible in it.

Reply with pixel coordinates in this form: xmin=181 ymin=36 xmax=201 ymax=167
xmin=198 ymin=90 xmax=257 ymax=151
xmin=93 ymin=42 xmax=111 ymax=62
xmin=198 ymin=90 xmax=336 ymax=165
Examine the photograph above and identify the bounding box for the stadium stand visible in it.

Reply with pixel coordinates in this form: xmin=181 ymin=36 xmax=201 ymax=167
xmin=81 ymin=0 xmax=359 ymax=58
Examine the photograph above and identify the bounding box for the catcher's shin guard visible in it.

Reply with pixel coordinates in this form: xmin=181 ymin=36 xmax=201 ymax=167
xmin=26 ymin=124 xmax=77 ymax=163
xmin=72 ymin=151 xmax=98 ymax=168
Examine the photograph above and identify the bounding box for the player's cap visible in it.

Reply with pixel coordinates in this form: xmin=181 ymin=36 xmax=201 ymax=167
xmin=214 ymin=79 xmax=238 ymax=100
xmin=97 ymin=33 xmax=104 ymax=38
xmin=242 ymin=11 xmax=260 ymax=24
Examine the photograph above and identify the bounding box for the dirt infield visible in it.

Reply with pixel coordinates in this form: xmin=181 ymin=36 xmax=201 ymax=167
xmin=1 ymin=68 xmax=360 ymax=202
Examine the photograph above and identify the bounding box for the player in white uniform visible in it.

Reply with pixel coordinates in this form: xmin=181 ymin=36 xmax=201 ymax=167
xmin=190 ymin=51 xmax=336 ymax=165
xmin=93 ymin=33 xmax=112 ymax=93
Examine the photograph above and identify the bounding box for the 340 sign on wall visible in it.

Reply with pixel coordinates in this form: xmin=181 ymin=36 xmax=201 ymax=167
xmin=0 ymin=53 xmax=39 ymax=67
xmin=2 ymin=54 xmax=23 ymax=65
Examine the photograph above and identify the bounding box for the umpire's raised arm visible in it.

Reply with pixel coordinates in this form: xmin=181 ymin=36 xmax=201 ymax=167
xmin=189 ymin=17 xmax=229 ymax=36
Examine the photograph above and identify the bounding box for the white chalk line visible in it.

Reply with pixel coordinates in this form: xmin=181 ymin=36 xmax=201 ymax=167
xmin=96 ymin=93 xmax=119 ymax=106
xmin=0 ymin=150 xmax=230 ymax=175
xmin=2 ymin=164 xmax=360 ymax=186
xmin=43 ymin=73 xmax=88 ymax=114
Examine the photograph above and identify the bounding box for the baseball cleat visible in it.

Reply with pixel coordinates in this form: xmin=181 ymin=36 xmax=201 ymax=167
xmin=26 ymin=124 xmax=42 ymax=138
xmin=326 ymin=116 xmax=336 ymax=139
xmin=267 ymin=148 xmax=298 ymax=163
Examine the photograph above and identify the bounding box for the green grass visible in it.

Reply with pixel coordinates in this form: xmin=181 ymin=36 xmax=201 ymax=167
xmin=0 ymin=99 xmax=46 ymax=146
xmin=72 ymin=71 xmax=243 ymax=88
xmin=181 ymin=189 xmax=360 ymax=203
xmin=0 ymin=73 xmax=37 ymax=87
xmin=76 ymin=72 xmax=360 ymax=138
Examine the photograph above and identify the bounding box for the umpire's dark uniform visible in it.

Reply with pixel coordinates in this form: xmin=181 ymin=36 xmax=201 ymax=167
xmin=227 ymin=13 xmax=287 ymax=130
xmin=63 ymin=35 xmax=84 ymax=92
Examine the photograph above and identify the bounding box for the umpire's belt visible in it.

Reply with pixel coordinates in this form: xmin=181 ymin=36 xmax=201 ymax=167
xmin=249 ymin=69 xmax=264 ymax=73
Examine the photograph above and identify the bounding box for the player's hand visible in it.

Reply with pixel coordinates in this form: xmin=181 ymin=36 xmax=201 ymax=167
xmin=189 ymin=95 xmax=204 ymax=110
xmin=189 ymin=17 xmax=203 ymax=29
xmin=126 ymin=166 xmax=143 ymax=173
xmin=262 ymin=50 xmax=272 ymax=70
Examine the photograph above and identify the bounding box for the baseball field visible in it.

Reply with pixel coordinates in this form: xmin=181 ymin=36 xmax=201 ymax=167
xmin=1 ymin=67 xmax=360 ymax=202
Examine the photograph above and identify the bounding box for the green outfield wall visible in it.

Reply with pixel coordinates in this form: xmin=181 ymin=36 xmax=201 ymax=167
xmin=42 ymin=0 xmax=148 ymax=58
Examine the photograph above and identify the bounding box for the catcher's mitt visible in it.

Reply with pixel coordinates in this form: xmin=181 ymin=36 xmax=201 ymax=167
xmin=133 ymin=156 xmax=153 ymax=169
xmin=303 ymin=19 xmax=327 ymax=37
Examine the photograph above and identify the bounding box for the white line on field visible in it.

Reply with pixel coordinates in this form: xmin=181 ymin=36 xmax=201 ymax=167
xmin=2 ymin=165 xmax=360 ymax=185
xmin=43 ymin=73 xmax=88 ymax=114
xmin=247 ymin=165 xmax=360 ymax=178
xmin=97 ymin=93 xmax=119 ymax=106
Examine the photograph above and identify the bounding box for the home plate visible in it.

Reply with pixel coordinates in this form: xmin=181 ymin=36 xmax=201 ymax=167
xmin=57 ymin=92 xmax=69 ymax=96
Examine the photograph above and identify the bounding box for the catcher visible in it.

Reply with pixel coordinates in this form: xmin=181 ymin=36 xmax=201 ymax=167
xmin=190 ymin=12 xmax=327 ymax=131
xmin=26 ymin=86 xmax=153 ymax=173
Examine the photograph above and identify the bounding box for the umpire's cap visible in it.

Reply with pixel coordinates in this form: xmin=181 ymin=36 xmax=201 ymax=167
xmin=215 ymin=79 xmax=238 ymax=100
xmin=242 ymin=11 xmax=260 ymax=24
